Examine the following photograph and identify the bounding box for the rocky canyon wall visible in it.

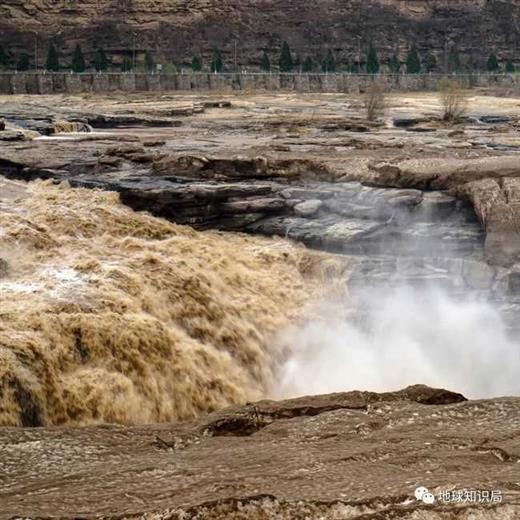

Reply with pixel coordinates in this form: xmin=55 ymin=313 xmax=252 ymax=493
xmin=0 ymin=1 xmax=519 ymax=70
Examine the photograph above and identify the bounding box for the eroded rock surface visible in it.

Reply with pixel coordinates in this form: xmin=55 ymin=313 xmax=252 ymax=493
xmin=370 ymin=157 xmax=520 ymax=265
xmin=1 ymin=386 xmax=519 ymax=519
xmin=0 ymin=89 xmax=520 ymax=520
xmin=2 ymin=93 xmax=520 ymax=317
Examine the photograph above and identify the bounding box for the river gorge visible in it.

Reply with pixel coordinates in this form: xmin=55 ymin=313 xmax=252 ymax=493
xmin=0 ymin=90 xmax=519 ymax=518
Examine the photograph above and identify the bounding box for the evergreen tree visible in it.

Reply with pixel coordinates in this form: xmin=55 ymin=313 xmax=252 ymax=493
xmin=46 ymin=43 xmax=60 ymax=71
xmin=448 ymin=46 xmax=461 ymax=73
xmin=302 ymin=56 xmax=314 ymax=72
xmin=366 ymin=44 xmax=380 ymax=74
xmin=16 ymin=54 xmax=30 ymax=71
xmin=506 ymin=59 xmax=515 ymax=73
xmin=163 ymin=62 xmax=177 ymax=73
xmin=388 ymin=54 xmax=400 ymax=73
xmin=322 ymin=49 xmax=336 ymax=73
xmin=294 ymin=54 xmax=301 ymax=72
xmin=71 ymin=44 xmax=85 ymax=73
xmin=121 ymin=56 xmax=133 ymax=72
xmin=211 ymin=49 xmax=223 ymax=73
xmin=260 ymin=51 xmax=271 ymax=72
xmin=94 ymin=48 xmax=108 ymax=71
xmin=278 ymin=41 xmax=293 ymax=72
xmin=424 ymin=53 xmax=437 ymax=72
xmin=145 ymin=50 xmax=154 ymax=71
xmin=406 ymin=45 xmax=421 ymax=73
xmin=191 ymin=56 xmax=202 ymax=71
xmin=0 ymin=44 xmax=9 ymax=69
xmin=487 ymin=53 xmax=500 ymax=72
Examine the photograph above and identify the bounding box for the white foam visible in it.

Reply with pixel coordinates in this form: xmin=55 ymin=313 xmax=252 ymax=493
xmin=275 ymin=285 xmax=520 ymax=399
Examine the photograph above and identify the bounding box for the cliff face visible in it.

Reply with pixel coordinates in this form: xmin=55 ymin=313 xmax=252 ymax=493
xmin=0 ymin=1 xmax=519 ymax=70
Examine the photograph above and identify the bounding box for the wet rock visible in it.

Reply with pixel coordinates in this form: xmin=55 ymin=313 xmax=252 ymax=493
xmin=507 ymin=271 xmax=520 ymax=293
xmin=405 ymin=126 xmax=436 ymax=133
xmin=294 ymin=199 xmax=322 ymax=217
xmin=10 ymin=118 xmax=55 ymax=135
xmin=272 ymin=144 xmax=291 ymax=152
xmin=448 ymin=129 xmax=465 ymax=137
xmin=154 ymin=155 xmax=331 ymax=180
xmin=3 ymin=386 xmax=519 ymax=519
xmin=0 ymin=130 xmax=27 ymax=141
xmin=369 ymin=157 xmax=520 ymax=264
xmin=87 ymin=114 xmax=183 ymax=128
xmin=418 ymin=191 xmax=458 ymax=218
xmin=103 ymin=144 xmax=148 ymax=162
xmin=212 ymin=213 xmax=266 ymax=229
xmin=249 ymin=215 xmax=383 ymax=250
xmin=117 ymin=180 xmax=276 ymax=225
xmin=219 ymin=197 xmax=286 ymax=214
xmin=393 ymin=117 xmax=422 ymax=127
xmin=383 ymin=189 xmax=423 ymax=207
xmin=203 ymin=101 xmax=232 ymax=108
xmin=280 ymin=187 xmax=336 ymax=200
xmin=479 ymin=115 xmax=511 ymax=124
xmin=142 ymin=139 xmax=166 ymax=147
xmin=462 ymin=259 xmax=496 ymax=290
xmin=324 ymin=198 xmax=387 ymax=220
xmin=320 ymin=122 xmax=371 ymax=132
xmin=98 ymin=156 xmax=122 ymax=167
xmin=0 ymin=258 xmax=8 ymax=278
xmin=370 ymin=156 xmax=520 ymax=191
xmin=458 ymin=177 xmax=520 ymax=266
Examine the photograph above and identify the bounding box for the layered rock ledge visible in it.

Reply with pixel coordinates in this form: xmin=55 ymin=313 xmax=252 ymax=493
xmin=369 ymin=157 xmax=520 ymax=265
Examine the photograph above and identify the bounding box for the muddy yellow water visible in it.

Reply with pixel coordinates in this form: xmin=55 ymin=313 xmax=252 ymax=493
xmin=0 ymin=181 xmax=340 ymax=426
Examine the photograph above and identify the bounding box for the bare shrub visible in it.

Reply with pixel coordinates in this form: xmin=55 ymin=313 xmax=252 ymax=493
xmin=363 ymin=82 xmax=386 ymax=121
xmin=438 ymin=77 xmax=468 ymax=123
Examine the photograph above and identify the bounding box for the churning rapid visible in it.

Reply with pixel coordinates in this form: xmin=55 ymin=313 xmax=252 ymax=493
xmin=0 ymin=180 xmax=343 ymax=427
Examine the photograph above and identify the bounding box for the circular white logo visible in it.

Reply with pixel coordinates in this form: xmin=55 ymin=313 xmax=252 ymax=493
xmin=415 ymin=486 xmax=436 ymax=504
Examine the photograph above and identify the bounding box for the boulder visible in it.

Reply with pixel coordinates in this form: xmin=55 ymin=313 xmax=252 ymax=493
xmin=293 ymin=199 xmax=323 ymax=217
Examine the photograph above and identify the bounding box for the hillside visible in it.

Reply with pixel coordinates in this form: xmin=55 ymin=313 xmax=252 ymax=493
xmin=0 ymin=0 xmax=519 ymax=71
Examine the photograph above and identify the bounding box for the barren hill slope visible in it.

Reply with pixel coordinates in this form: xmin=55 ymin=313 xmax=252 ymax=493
xmin=0 ymin=0 xmax=519 ymax=70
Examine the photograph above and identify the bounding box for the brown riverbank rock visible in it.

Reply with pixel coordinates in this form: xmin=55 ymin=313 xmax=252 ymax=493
xmin=1 ymin=385 xmax=519 ymax=519
xmin=370 ymin=157 xmax=520 ymax=265
xmin=457 ymin=177 xmax=520 ymax=266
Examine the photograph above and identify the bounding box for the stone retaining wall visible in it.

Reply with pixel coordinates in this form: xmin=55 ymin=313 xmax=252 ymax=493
xmin=0 ymin=72 xmax=518 ymax=95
